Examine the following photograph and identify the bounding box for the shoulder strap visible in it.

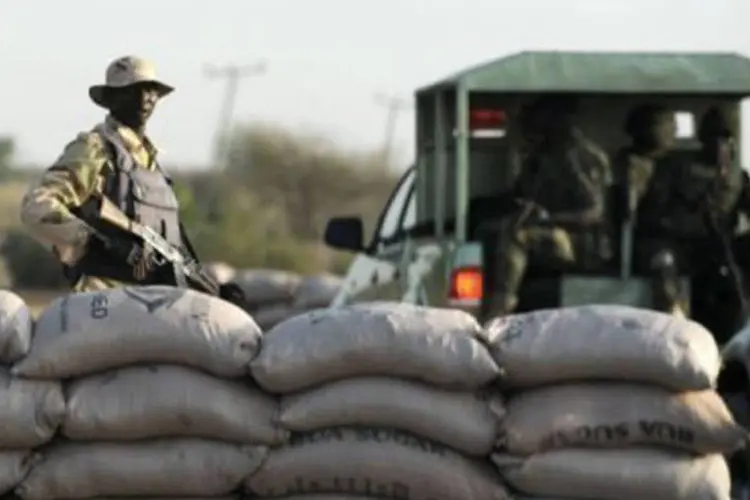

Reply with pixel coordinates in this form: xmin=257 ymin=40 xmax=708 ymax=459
xmin=97 ymin=128 xmax=134 ymax=172
xmin=90 ymin=130 xmax=124 ymax=201
xmin=179 ymin=222 xmax=200 ymax=261
xmin=153 ymin=161 xmax=174 ymax=185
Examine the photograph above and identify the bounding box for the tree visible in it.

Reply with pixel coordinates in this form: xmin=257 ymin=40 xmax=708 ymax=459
xmin=0 ymin=137 xmax=15 ymax=180
xmin=225 ymin=123 xmax=399 ymax=242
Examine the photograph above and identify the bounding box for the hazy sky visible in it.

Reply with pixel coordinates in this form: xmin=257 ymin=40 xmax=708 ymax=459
xmin=1 ymin=0 xmax=748 ymax=169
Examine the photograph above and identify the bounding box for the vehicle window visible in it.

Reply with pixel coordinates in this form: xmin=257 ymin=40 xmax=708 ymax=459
xmin=675 ymin=111 xmax=695 ymax=139
xmin=402 ymin=189 xmax=416 ymax=231
xmin=377 ymin=169 xmax=415 ymax=241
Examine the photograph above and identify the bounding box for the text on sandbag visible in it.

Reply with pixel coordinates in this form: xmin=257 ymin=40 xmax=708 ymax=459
xmin=289 ymin=427 xmax=449 ymax=456
xmin=538 ymin=420 xmax=695 ymax=449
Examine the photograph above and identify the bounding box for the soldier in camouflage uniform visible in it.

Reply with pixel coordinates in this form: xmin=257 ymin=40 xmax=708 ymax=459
xmin=613 ymin=103 xmax=677 ymax=205
xmin=20 ymin=56 xmax=243 ymax=302
xmin=612 ymin=104 xmax=687 ymax=314
xmin=634 ymin=105 xmax=749 ymax=317
xmin=486 ymin=96 xmax=613 ymax=317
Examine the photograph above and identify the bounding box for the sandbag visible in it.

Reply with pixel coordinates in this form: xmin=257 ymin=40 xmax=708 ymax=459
xmin=484 ymin=305 xmax=720 ymax=390
xmin=254 ymin=304 xmax=296 ymax=331
xmin=492 ymin=449 xmax=730 ymax=500
xmin=292 ymin=274 xmax=342 ymax=309
xmin=257 ymin=497 xmax=384 ymax=500
xmin=12 ymin=286 xmax=261 ymax=379
xmin=251 ymin=302 xmax=501 ymax=393
xmin=245 ymin=427 xmax=509 ymax=500
xmin=0 ymin=451 xmax=37 ymax=495
xmin=0 ymin=371 xmax=64 ymax=448
xmin=279 ymin=377 xmax=504 ymax=455
xmin=0 ymin=290 xmax=33 ymax=363
xmin=235 ymin=269 xmax=301 ymax=306
xmin=722 ymin=323 xmax=750 ymax=371
xmin=64 ymin=364 xmax=287 ymax=444
xmin=16 ymin=439 xmax=267 ymax=500
xmin=501 ymin=383 xmax=744 ymax=455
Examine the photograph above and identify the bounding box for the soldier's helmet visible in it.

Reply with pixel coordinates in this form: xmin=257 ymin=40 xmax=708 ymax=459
xmin=518 ymin=94 xmax=578 ymax=136
xmin=522 ymin=94 xmax=578 ymax=118
xmin=623 ymin=103 xmax=670 ymax=139
xmin=698 ymin=106 xmax=738 ymax=143
xmin=88 ymin=56 xmax=174 ymax=108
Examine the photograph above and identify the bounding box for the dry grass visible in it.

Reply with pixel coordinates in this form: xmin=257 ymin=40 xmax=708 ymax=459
xmin=0 ymin=181 xmax=28 ymax=230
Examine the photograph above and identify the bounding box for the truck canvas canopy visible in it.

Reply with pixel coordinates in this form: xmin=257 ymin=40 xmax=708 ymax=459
xmin=418 ymin=51 xmax=750 ymax=95
xmin=415 ymin=51 xmax=750 ymax=242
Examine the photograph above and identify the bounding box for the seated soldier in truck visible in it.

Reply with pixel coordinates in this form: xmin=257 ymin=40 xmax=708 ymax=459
xmin=633 ymin=105 xmax=750 ymax=319
xmin=613 ymin=103 xmax=678 ymax=207
xmin=484 ymin=95 xmax=613 ymax=317
xmin=613 ymin=104 xmax=687 ymax=314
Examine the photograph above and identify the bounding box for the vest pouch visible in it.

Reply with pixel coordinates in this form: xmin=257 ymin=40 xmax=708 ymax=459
xmin=129 ymin=171 xmax=180 ymax=211
xmin=127 ymin=169 xmax=183 ymax=248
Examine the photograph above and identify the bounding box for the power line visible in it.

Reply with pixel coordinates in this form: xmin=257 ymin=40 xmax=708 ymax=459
xmin=204 ymin=61 xmax=268 ymax=170
xmin=373 ymin=92 xmax=412 ymax=171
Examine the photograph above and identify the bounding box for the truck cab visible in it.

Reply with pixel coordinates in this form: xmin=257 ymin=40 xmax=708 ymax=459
xmin=324 ymin=50 xmax=750 ymax=344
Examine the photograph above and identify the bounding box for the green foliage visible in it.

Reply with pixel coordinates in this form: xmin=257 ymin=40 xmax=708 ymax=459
xmin=0 ymin=138 xmax=14 ymax=182
xmin=2 ymin=230 xmax=67 ymax=289
xmin=169 ymin=123 xmax=399 ymax=274
xmin=225 ymin=123 xmax=399 ymax=242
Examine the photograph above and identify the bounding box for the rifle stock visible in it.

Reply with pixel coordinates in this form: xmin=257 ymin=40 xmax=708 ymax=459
xmin=98 ymin=197 xmax=136 ymax=233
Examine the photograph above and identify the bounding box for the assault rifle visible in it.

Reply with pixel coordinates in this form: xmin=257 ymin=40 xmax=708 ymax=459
xmin=90 ymin=196 xmax=221 ymax=296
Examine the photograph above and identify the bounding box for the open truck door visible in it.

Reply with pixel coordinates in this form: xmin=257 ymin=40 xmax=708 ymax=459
xmin=325 ymin=168 xmax=417 ymax=306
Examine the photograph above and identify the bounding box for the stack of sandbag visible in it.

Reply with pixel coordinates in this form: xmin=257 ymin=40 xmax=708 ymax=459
xmin=252 ymin=273 xmax=344 ymax=332
xmin=234 ymin=269 xmax=302 ymax=330
xmin=248 ymin=302 xmax=511 ymax=500
xmin=484 ymin=304 xmax=743 ymax=500
xmin=11 ymin=285 xmax=280 ymax=500
xmin=0 ymin=290 xmax=60 ymax=496
xmin=291 ymin=274 xmax=343 ymax=311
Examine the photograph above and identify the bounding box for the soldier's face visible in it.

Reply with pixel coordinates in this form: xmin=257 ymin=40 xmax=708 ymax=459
xmin=717 ymin=136 xmax=736 ymax=167
xmin=652 ymin=113 xmax=677 ymax=149
xmin=107 ymin=83 xmax=161 ymax=128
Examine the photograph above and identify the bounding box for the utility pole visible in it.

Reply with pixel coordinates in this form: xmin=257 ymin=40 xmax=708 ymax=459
xmin=204 ymin=61 xmax=268 ymax=170
xmin=373 ymin=92 xmax=412 ymax=171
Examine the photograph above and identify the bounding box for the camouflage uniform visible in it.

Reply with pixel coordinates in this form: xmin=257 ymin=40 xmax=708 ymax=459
xmin=634 ymin=106 xmax=743 ymax=315
xmin=21 ymin=116 xmax=163 ymax=292
xmin=488 ymin=128 xmax=612 ymax=314
xmin=20 ymin=56 xmax=174 ymax=293
xmin=613 ymin=104 xmax=677 ymax=205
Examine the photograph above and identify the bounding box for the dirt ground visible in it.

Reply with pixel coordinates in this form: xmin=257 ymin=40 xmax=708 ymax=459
xmin=14 ymin=289 xmax=66 ymax=317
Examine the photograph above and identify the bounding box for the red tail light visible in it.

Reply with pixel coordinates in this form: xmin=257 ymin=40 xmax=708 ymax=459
xmin=448 ymin=266 xmax=484 ymax=305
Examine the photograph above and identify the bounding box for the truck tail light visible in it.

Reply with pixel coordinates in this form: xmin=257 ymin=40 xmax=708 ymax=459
xmin=448 ymin=266 xmax=484 ymax=306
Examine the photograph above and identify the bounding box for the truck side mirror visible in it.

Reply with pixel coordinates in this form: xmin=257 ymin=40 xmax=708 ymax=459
xmin=324 ymin=217 xmax=365 ymax=252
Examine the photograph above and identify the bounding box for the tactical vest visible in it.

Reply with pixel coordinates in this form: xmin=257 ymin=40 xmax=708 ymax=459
xmin=67 ymin=129 xmax=186 ymax=285
xmin=638 ymin=156 xmax=742 ymax=239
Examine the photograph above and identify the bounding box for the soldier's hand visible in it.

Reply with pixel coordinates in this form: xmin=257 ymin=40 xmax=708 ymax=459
xmin=125 ymin=243 xmax=160 ymax=281
xmin=534 ymin=206 xmax=551 ymax=221
xmin=219 ymin=282 xmax=246 ymax=308
xmin=521 ymin=200 xmax=550 ymax=222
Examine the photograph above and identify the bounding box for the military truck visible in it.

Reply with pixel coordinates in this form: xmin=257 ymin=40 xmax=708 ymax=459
xmin=323 ymin=50 xmax=750 ymax=343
